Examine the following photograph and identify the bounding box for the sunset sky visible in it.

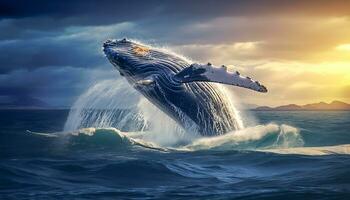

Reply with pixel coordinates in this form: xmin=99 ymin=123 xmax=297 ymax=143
xmin=0 ymin=0 xmax=350 ymax=107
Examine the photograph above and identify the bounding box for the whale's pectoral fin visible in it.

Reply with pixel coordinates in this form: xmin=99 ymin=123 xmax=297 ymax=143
xmin=174 ymin=63 xmax=267 ymax=93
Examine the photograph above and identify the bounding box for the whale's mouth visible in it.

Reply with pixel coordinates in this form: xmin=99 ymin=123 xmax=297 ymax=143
xmin=103 ymin=38 xmax=128 ymax=47
xmin=103 ymin=38 xmax=150 ymax=61
xmin=103 ymin=39 xmax=124 ymax=55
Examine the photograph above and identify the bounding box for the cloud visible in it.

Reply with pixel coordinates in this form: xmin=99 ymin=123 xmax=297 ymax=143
xmin=0 ymin=66 xmax=119 ymax=106
xmin=2 ymin=0 xmax=350 ymax=20
xmin=174 ymin=16 xmax=350 ymax=62
xmin=0 ymin=22 xmax=140 ymax=73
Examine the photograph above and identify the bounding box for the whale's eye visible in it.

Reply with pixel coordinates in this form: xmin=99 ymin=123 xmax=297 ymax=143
xmin=132 ymin=46 xmax=150 ymax=56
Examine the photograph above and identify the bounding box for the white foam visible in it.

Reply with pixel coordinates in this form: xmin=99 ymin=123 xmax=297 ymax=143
xmin=73 ymin=123 xmax=305 ymax=154
xmin=30 ymin=125 xmax=350 ymax=156
xmin=181 ymin=123 xmax=303 ymax=151
xmin=135 ymin=98 xmax=198 ymax=146
xmin=69 ymin=127 xmax=168 ymax=151
xmin=260 ymin=144 xmax=350 ymax=155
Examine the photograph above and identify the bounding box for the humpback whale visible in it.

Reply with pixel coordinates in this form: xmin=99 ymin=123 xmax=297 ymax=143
xmin=103 ymin=39 xmax=267 ymax=136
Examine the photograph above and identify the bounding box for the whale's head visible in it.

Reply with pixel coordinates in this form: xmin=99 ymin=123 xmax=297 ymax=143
xmin=103 ymin=39 xmax=156 ymax=77
xmin=103 ymin=38 xmax=188 ymax=79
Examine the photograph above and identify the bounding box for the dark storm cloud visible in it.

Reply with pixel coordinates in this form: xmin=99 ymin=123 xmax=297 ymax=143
xmin=1 ymin=0 xmax=349 ymax=42
xmin=0 ymin=21 xmax=139 ymax=73
xmin=1 ymin=0 xmax=350 ymax=41
xmin=0 ymin=38 xmax=104 ymax=73
xmin=2 ymin=0 xmax=350 ymax=21
xmin=0 ymin=67 xmax=117 ymax=106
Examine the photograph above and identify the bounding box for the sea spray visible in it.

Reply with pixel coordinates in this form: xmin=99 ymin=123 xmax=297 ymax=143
xmin=181 ymin=123 xmax=304 ymax=151
xmin=63 ymin=79 xmax=247 ymax=147
xmin=216 ymin=84 xmax=245 ymax=129
xmin=63 ymin=41 xmax=301 ymax=149
xmin=62 ymin=76 xmax=302 ymax=150
xmin=136 ymin=98 xmax=198 ymax=146
xmin=63 ymin=78 xmax=199 ymax=146
xmin=63 ymin=79 xmax=143 ymax=131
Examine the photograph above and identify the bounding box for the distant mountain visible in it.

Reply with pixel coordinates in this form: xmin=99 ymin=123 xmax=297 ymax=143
xmin=254 ymin=101 xmax=350 ymax=111
xmin=242 ymin=103 xmax=260 ymax=110
xmin=0 ymin=96 xmax=50 ymax=109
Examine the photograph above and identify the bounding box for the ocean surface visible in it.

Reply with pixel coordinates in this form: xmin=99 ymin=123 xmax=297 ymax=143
xmin=1 ymin=109 xmax=350 ymax=199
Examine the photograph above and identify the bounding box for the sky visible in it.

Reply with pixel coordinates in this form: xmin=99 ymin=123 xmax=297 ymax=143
xmin=0 ymin=0 xmax=350 ymax=107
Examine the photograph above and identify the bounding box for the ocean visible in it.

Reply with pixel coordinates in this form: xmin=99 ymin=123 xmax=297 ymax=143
xmin=1 ymin=109 xmax=349 ymax=199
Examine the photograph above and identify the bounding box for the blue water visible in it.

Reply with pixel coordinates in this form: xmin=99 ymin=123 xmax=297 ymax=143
xmin=1 ymin=109 xmax=350 ymax=199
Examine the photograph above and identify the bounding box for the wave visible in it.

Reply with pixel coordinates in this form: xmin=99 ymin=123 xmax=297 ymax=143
xmin=29 ymin=123 xmax=350 ymax=155
xmin=260 ymin=144 xmax=350 ymax=156
xmin=29 ymin=127 xmax=167 ymax=151
xmin=180 ymin=123 xmax=304 ymax=151
xmin=23 ymin=124 xmax=328 ymax=153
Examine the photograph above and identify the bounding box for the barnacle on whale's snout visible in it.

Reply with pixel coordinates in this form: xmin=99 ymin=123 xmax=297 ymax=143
xmin=132 ymin=46 xmax=150 ymax=56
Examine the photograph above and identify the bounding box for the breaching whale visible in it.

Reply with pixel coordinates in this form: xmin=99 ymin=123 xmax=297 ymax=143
xmin=103 ymin=39 xmax=267 ymax=136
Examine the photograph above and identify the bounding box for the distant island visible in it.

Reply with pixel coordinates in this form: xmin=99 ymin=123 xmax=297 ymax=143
xmin=0 ymin=96 xmax=67 ymax=109
xmin=1 ymin=96 xmax=349 ymax=111
xmin=0 ymin=96 xmax=49 ymax=109
xmin=253 ymin=100 xmax=350 ymax=111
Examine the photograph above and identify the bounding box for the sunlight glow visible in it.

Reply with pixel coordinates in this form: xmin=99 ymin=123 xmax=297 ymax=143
xmin=335 ymin=44 xmax=350 ymax=51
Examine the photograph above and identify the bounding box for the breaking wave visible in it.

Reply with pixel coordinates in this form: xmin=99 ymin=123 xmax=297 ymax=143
xmin=29 ymin=123 xmax=350 ymax=156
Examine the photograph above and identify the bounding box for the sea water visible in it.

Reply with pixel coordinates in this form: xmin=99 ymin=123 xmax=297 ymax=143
xmin=1 ymin=108 xmax=350 ymax=199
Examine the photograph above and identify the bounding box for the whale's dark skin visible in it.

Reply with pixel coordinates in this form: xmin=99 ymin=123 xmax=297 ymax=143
xmin=103 ymin=39 xmax=267 ymax=136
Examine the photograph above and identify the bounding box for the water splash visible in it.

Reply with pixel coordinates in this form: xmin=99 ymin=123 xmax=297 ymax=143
xmin=63 ymin=78 xmax=198 ymax=146
xmin=63 ymin=78 xmax=302 ymax=150
xmin=64 ymin=40 xmax=247 ymax=146
xmin=63 ymin=78 xmax=247 ymax=147
xmin=216 ymin=84 xmax=244 ymax=129
xmin=63 ymin=79 xmax=143 ymax=131
xmin=59 ymin=73 xmax=304 ymax=150
xmin=136 ymin=98 xmax=198 ymax=146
